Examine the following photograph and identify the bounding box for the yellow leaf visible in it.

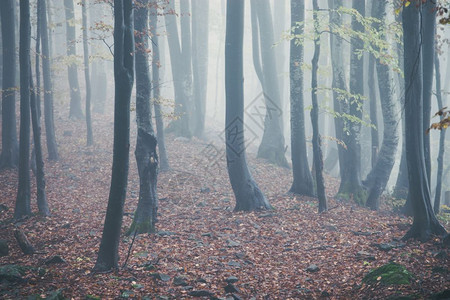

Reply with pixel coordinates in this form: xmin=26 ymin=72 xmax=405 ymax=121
xmin=405 ymin=1 xmax=411 ymax=7
xmin=395 ymin=8 xmax=401 ymax=15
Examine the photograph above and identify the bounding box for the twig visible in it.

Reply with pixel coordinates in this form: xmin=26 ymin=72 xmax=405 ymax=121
xmin=122 ymin=229 xmax=138 ymax=269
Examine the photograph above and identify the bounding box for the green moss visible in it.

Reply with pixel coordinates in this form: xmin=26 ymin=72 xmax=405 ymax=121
xmin=126 ymin=215 xmax=155 ymax=236
xmin=363 ymin=262 xmax=413 ymax=285
xmin=337 ymin=182 xmax=367 ymax=205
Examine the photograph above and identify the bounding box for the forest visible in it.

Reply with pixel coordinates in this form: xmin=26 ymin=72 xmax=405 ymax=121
xmin=0 ymin=0 xmax=450 ymax=298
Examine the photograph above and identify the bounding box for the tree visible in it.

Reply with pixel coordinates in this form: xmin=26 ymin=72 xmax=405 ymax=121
xmin=164 ymin=0 xmax=192 ymax=138
xmin=0 ymin=0 xmax=19 ymax=169
xmin=363 ymin=0 xmax=399 ymax=210
xmin=82 ymin=0 xmax=94 ymax=146
xmin=191 ymin=0 xmax=209 ymax=138
xmin=401 ymin=2 xmax=446 ymax=241
xmin=14 ymin=0 xmax=32 ymax=220
xmin=311 ymin=0 xmax=327 ymax=213
xmin=127 ymin=0 xmax=159 ymax=235
xmin=225 ymin=0 xmax=271 ymax=212
xmin=64 ymin=0 xmax=84 ymax=120
xmin=250 ymin=0 xmax=288 ymax=168
xmin=40 ymin=0 xmax=59 ymax=161
xmin=94 ymin=0 xmax=134 ymax=272
xmin=150 ymin=1 xmax=169 ymax=171
xmin=289 ymin=0 xmax=315 ymax=197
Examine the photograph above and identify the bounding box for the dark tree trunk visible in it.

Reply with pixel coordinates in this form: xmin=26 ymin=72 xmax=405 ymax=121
xmin=192 ymin=0 xmax=209 ymax=138
xmin=64 ymin=0 xmax=84 ymax=120
xmin=433 ymin=54 xmax=445 ymax=214
xmin=368 ymin=55 xmax=378 ymax=167
xmin=225 ymin=0 xmax=271 ymax=212
xmin=30 ymin=68 xmax=49 ymax=216
xmin=402 ymin=3 xmax=446 ymax=241
xmin=164 ymin=0 xmax=191 ymax=138
xmin=338 ymin=0 xmax=366 ymax=205
xmin=311 ymin=0 xmax=327 ymax=213
xmin=289 ymin=0 xmax=314 ymax=196
xmin=250 ymin=0 xmax=288 ymax=168
xmin=94 ymin=0 xmax=134 ymax=272
xmin=14 ymin=0 xmax=32 ymax=220
xmin=150 ymin=2 xmax=169 ymax=171
xmin=127 ymin=0 xmax=159 ymax=235
xmin=364 ymin=0 xmax=399 ymax=211
xmin=0 ymin=0 xmax=19 ymax=169
xmin=40 ymin=0 xmax=59 ymax=161
xmin=82 ymin=0 xmax=93 ymax=146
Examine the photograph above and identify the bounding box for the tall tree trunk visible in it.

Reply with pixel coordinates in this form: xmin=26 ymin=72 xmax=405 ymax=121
xmin=0 ymin=0 xmax=19 ymax=169
xmin=127 ymin=0 xmax=159 ymax=235
xmin=289 ymin=0 xmax=314 ymax=196
xmin=30 ymin=67 xmax=49 ymax=216
xmin=402 ymin=3 xmax=446 ymax=241
xmin=14 ymin=0 xmax=32 ymax=220
xmin=164 ymin=0 xmax=191 ymax=138
xmin=64 ymin=0 xmax=84 ymax=120
xmin=40 ymin=0 xmax=59 ymax=161
xmin=311 ymin=0 xmax=327 ymax=213
xmin=94 ymin=0 xmax=134 ymax=272
xmin=225 ymin=0 xmax=271 ymax=212
xmin=192 ymin=0 xmax=209 ymax=138
xmin=338 ymin=0 xmax=366 ymax=205
xmin=150 ymin=2 xmax=169 ymax=171
xmin=250 ymin=0 xmax=288 ymax=168
xmin=82 ymin=0 xmax=93 ymax=146
xmin=364 ymin=0 xmax=399 ymax=211
xmin=368 ymin=55 xmax=378 ymax=167
xmin=433 ymin=54 xmax=445 ymax=214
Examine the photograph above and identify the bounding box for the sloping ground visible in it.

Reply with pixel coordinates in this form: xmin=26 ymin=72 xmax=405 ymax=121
xmin=0 ymin=110 xmax=449 ymax=299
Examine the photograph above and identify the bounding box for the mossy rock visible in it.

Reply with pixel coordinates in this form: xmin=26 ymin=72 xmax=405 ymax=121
xmin=0 ymin=264 xmax=28 ymax=282
xmin=363 ymin=262 xmax=413 ymax=285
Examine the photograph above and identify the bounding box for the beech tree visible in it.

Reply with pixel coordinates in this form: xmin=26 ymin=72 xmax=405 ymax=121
xmin=225 ymin=0 xmax=271 ymax=212
xmin=82 ymin=0 xmax=94 ymax=146
xmin=94 ymin=0 xmax=134 ymax=272
xmin=0 ymin=0 xmax=19 ymax=169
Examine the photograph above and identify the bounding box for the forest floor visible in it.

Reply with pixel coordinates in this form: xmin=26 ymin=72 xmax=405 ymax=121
xmin=0 ymin=109 xmax=449 ymax=300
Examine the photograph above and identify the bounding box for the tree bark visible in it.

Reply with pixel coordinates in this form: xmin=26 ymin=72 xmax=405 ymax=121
xmin=15 ymin=0 xmax=32 ymax=220
xmin=40 ymin=0 xmax=59 ymax=161
xmin=368 ymin=55 xmax=378 ymax=168
xmin=82 ymin=0 xmax=94 ymax=146
xmin=0 ymin=0 xmax=19 ymax=169
xmin=94 ymin=0 xmax=134 ymax=272
xmin=225 ymin=0 xmax=271 ymax=212
xmin=64 ymin=0 xmax=84 ymax=120
xmin=402 ymin=3 xmax=446 ymax=241
xmin=289 ymin=0 xmax=314 ymax=196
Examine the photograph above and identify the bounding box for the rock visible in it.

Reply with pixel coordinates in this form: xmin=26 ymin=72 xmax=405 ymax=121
xmin=231 ymin=293 xmax=243 ymax=300
xmin=157 ymin=230 xmax=176 ymax=237
xmin=373 ymin=241 xmax=406 ymax=252
xmin=200 ymin=187 xmax=211 ymax=193
xmin=321 ymin=290 xmax=331 ymax=297
xmin=324 ymin=225 xmax=338 ymax=232
xmin=0 ymin=265 xmax=26 ymax=282
xmin=224 ymin=283 xmax=240 ymax=294
xmin=72 ymin=208 xmax=81 ymax=214
xmin=45 ymin=255 xmax=67 ymax=265
xmin=235 ymin=252 xmax=245 ymax=259
xmin=352 ymin=231 xmax=372 ymax=236
xmin=362 ymin=262 xmax=413 ymax=285
xmin=225 ymin=276 xmax=238 ymax=283
xmin=197 ymin=201 xmax=207 ymax=207
xmin=0 ymin=240 xmax=9 ymax=257
xmin=201 ymin=232 xmax=212 ymax=237
xmin=182 ymin=285 xmax=193 ymax=290
xmin=227 ymin=240 xmax=240 ymax=247
xmin=188 ymin=290 xmax=214 ymax=297
xmin=151 ymin=273 xmax=171 ymax=282
xmin=356 ymin=251 xmax=376 ymax=261
xmin=61 ymin=223 xmax=71 ymax=229
xmin=173 ymin=276 xmax=189 ymax=286
xmin=0 ymin=204 xmax=8 ymax=212
xmin=196 ymin=278 xmax=207 ymax=283
xmin=305 ymin=278 xmax=313 ymax=282
xmin=63 ymin=130 xmax=72 ymax=137
xmin=306 ymin=264 xmax=319 ymax=272
xmin=227 ymin=261 xmax=241 ymax=268
xmin=259 ymin=213 xmax=276 ymax=218
xmin=222 ymin=198 xmax=231 ymax=203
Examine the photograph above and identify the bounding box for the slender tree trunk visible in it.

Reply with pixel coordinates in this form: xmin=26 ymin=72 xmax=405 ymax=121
xmin=368 ymin=55 xmax=378 ymax=167
xmin=150 ymin=2 xmax=169 ymax=171
xmin=311 ymin=0 xmax=327 ymax=213
xmin=82 ymin=0 xmax=93 ymax=146
xmin=225 ymin=0 xmax=271 ymax=212
xmin=289 ymin=0 xmax=314 ymax=196
xmin=40 ymin=0 xmax=59 ymax=161
xmin=94 ymin=0 xmax=134 ymax=272
xmin=30 ymin=67 xmax=49 ymax=216
xmin=64 ymin=0 xmax=84 ymax=120
xmin=402 ymin=3 xmax=446 ymax=241
xmin=127 ymin=0 xmax=159 ymax=235
xmin=433 ymin=54 xmax=445 ymax=214
xmin=15 ymin=0 xmax=32 ymax=220
xmin=0 ymin=0 xmax=19 ymax=169
xmin=192 ymin=0 xmax=209 ymax=138
xmin=250 ymin=0 xmax=288 ymax=168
